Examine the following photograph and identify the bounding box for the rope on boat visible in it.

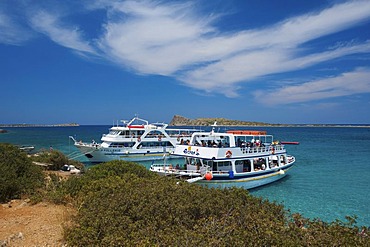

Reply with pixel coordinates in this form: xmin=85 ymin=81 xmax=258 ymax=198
xmin=67 ymin=150 xmax=94 ymax=160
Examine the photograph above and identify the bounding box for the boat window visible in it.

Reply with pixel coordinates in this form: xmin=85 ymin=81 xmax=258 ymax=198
xmin=280 ymin=155 xmax=286 ymax=164
xmin=253 ymin=158 xmax=267 ymax=171
xmin=243 ymin=160 xmax=251 ymax=172
xmin=235 ymin=160 xmax=251 ymax=173
xmin=269 ymin=155 xmax=279 ymax=168
xmin=215 ymin=161 xmax=232 ymax=172
xmin=108 ymin=130 xmax=120 ymax=135
xmin=140 ymin=141 xmax=174 ymax=148
xmin=147 ymin=130 xmax=163 ymax=137
xmin=109 ymin=142 xmax=135 ymax=148
xmin=190 ymin=158 xmax=202 ymax=166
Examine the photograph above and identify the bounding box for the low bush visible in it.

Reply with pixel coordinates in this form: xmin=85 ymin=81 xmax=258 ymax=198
xmin=0 ymin=143 xmax=45 ymax=202
xmin=62 ymin=160 xmax=369 ymax=246
xmin=31 ymin=150 xmax=84 ymax=171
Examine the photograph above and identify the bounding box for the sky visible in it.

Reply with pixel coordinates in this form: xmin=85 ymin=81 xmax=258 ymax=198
xmin=1 ymin=0 xmax=370 ymax=125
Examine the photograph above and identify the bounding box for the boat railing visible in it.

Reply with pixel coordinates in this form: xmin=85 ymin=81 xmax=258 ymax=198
xmin=77 ymin=141 xmax=100 ymax=148
xmin=151 ymin=164 xmax=203 ymax=175
xmin=240 ymin=144 xmax=285 ymax=154
xmin=102 ymin=133 xmax=180 ymax=139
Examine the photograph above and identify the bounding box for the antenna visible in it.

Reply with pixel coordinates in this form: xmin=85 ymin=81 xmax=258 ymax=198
xmin=211 ymin=121 xmax=217 ymax=134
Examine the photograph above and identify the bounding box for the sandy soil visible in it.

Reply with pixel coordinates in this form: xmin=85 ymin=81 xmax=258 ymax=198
xmin=0 ymin=199 xmax=72 ymax=247
xmin=0 ymin=171 xmax=77 ymax=247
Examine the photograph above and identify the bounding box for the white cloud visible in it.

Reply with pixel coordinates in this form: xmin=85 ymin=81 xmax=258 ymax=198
xmin=98 ymin=0 xmax=218 ymax=75
xmin=2 ymin=0 xmax=370 ymax=102
xmin=30 ymin=11 xmax=96 ymax=54
xmin=254 ymin=68 xmax=370 ymax=105
xmin=0 ymin=11 xmax=33 ymax=45
xmin=95 ymin=0 xmax=370 ymax=97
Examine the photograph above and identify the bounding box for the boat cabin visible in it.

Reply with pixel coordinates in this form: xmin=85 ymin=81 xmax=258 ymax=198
xmin=173 ymin=130 xmax=288 ymax=175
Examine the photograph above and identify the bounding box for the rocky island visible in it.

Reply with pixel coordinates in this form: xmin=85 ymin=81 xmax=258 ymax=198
xmin=169 ymin=115 xmax=285 ymax=126
xmin=169 ymin=115 xmax=370 ymax=127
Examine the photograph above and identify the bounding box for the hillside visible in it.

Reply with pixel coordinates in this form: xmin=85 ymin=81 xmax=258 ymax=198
xmin=169 ymin=115 xmax=277 ymax=126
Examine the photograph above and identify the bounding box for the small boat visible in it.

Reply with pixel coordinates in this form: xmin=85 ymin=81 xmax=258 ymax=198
xmin=69 ymin=116 xmax=202 ymax=163
xmin=19 ymin=145 xmax=35 ymax=153
xmin=150 ymin=127 xmax=296 ymax=189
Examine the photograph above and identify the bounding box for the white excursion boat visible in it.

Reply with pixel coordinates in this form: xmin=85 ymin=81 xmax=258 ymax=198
xmin=150 ymin=127 xmax=296 ymax=189
xmin=69 ymin=116 xmax=201 ymax=163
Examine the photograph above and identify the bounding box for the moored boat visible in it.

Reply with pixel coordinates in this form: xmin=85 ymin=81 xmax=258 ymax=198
xmin=18 ymin=145 xmax=35 ymax=153
xmin=69 ymin=116 xmax=201 ymax=163
xmin=150 ymin=127 xmax=296 ymax=189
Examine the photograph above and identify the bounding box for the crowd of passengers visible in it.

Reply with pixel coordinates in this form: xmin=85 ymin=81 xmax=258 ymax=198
xmin=236 ymin=138 xmax=266 ymax=148
xmin=179 ymin=138 xmax=271 ymax=149
xmin=180 ymin=138 xmax=230 ymax=148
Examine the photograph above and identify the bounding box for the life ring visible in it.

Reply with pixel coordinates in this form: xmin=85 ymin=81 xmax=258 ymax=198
xmin=226 ymin=150 xmax=232 ymax=158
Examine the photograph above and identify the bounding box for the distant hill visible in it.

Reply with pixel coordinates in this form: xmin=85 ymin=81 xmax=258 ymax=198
xmin=169 ymin=115 xmax=277 ymax=126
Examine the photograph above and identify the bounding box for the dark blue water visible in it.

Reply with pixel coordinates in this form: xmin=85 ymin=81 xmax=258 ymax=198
xmin=1 ymin=126 xmax=369 ymax=227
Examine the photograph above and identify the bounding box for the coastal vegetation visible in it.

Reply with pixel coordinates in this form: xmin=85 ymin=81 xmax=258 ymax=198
xmin=0 ymin=144 xmax=369 ymax=245
xmin=30 ymin=149 xmax=84 ymax=171
xmin=0 ymin=143 xmax=45 ymax=202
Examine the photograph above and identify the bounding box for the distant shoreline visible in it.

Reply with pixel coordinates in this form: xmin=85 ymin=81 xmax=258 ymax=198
xmin=0 ymin=123 xmax=79 ymax=127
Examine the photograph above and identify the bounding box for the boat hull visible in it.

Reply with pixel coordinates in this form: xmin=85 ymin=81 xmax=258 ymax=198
xmin=196 ymin=167 xmax=292 ymax=189
xmin=75 ymin=144 xmax=173 ymax=163
xmin=151 ymin=160 xmax=295 ymax=189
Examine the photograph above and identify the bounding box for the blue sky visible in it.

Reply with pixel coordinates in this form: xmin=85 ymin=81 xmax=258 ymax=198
xmin=1 ymin=0 xmax=370 ymax=125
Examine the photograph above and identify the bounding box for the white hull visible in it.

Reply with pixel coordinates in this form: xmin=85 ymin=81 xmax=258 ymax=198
xmin=75 ymin=144 xmax=173 ymax=163
xmin=151 ymin=160 xmax=294 ymax=189
xmin=196 ymin=166 xmax=292 ymax=189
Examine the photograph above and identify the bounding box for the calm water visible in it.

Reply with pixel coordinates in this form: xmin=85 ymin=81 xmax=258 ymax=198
xmin=1 ymin=125 xmax=369 ymax=227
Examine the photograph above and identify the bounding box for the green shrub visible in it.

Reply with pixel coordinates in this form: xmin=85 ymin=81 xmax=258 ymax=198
xmin=63 ymin=160 xmax=369 ymax=246
xmin=0 ymin=143 xmax=45 ymax=202
xmin=31 ymin=150 xmax=84 ymax=171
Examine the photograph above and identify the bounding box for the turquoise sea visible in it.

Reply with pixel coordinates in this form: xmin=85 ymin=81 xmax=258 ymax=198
xmin=1 ymin=125 xmax=369 ymax=227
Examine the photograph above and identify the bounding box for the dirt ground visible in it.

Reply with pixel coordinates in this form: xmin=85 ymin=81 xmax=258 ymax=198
xmin=0 ymin=199 xmax=71 ymax=247
xmin=0 ymin=172 xmax=75 ymax=247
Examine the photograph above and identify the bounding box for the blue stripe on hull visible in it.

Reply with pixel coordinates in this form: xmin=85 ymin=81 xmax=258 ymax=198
xmin=197 ymin=163 xmax=294 ymax=189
